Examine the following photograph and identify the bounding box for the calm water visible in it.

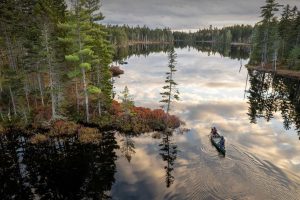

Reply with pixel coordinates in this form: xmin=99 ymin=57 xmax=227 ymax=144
xmin=1 ymin=45 xmax=300 ymax=199
xmin=112 ymin=46 xmax=300 ymax=199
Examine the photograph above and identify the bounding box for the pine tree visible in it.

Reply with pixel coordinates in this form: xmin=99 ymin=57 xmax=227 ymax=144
xmin=33 ymin=0 xmax=67 ymax=119
xmin=160 ymin=48 xmax=179 ymax=115
xmin=260 ymin=0 xmax=282 ymax=65
xmin=88 ymin=20 xmax=113 ymax=115
xmin=119 ymin=86 xmax=134 ymax=116
xmin=278 ymin=4 xmax=292 ymax=60
xmin=59 ymin=0 xmax=102 ymax=122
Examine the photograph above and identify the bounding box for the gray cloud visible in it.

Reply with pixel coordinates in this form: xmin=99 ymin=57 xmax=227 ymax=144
xmin=100 ymin=0 xmax=300 ymax=29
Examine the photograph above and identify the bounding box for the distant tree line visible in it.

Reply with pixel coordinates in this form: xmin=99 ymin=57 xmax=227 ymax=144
xmin=173 ymin=25 xmax=253 ymax=44
xmin=107 ymin=25 xmax=174 ymax=46
xmin=249 ymin=0 xmax=300 ymax=70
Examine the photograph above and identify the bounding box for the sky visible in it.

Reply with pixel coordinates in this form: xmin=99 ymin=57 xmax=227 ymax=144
xmin=100 ymin=0 xmax=300 ymax=30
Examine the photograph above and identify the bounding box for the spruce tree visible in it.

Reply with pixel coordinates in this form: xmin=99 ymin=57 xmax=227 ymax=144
xmin=160 ymin=48 xmax=179 ymax=115
xmin=260 ymin=0 xmax=282 ymax=64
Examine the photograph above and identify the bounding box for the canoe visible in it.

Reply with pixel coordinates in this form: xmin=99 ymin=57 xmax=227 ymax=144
xmin=210 ymin=135 xmax=226 ymax=155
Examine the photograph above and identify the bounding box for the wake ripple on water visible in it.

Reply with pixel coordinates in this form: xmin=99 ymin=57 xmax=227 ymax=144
xmin=174 ymin=138 xmax=300 ymax=200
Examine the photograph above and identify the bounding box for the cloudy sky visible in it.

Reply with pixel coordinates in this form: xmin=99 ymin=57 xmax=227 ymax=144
xmin=100 ymin=0 xmax=300 ymax=30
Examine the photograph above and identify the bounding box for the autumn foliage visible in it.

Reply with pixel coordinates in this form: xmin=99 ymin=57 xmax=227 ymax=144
xmin=50 ymin=120 xmax=79 ymax=136
xmin=33 ymin=105 xmax=53 ymax=126
xmin=1 ymin=101 xmax=182 ymax=140
xmin=30 ymin=134 xmax=48 ymax=144
xmin=110 ymin=66 xmax=124 ymax=77
xmin=78 ymin=127 xmax=102 ymax=144
xmin=108 ymin=100 xmax=182 ymax=134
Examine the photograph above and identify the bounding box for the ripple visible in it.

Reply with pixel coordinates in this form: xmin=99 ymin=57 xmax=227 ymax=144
xmin=173 ymin=138 xmax=300 ymax=200
xmin=230 ymin=146 xmax=300 ymax=200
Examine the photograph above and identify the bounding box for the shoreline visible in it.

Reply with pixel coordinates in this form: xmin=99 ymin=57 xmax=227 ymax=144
xmin=115 ymin=41 xmax=173 ymax=48
xmin=246 ymin=65 xmax=300 ymax=80
xmin=115 ymin=40 xmax=250 ymax=48
xmin=193 ymin=41 xmax=251 ymax=46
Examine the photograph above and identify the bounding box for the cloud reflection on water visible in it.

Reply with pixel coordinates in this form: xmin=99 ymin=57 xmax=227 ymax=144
xmin=113 ymin=47 xmax=300 ymax=199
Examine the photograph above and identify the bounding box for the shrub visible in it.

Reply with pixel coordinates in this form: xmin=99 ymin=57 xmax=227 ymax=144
xmin=78 ymin=127 xmax=102 ymax=144
xmin=92 ymin=114 xmax=114 ymax=129
xmin=32 ymin=106 xmax=52 ymax=127
xmin=110 ymin=66 xmax=124 ymax=77
xmin=0 ymin=124 xmax=4 ymax=134
xmin=108 ymin=100 xmax=182 ymax=133
xmin=50 ymin=120 xmax=79 ymax=136
xmin=30 ymin=134 xmax=48 ymax=144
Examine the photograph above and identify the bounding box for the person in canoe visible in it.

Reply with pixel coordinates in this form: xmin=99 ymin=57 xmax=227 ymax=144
xmin=219 ymin=136 xmax=225 ymax=148
xmin=211 ymin=127 xmax=219 ymax=137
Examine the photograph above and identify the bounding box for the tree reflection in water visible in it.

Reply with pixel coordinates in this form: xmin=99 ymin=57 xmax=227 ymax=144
xmin=0 ymin=131 xmax=119 ymax=199
xmin=114 ymin=42 xmax=250 ymax=63
xmin=120 ymin=134 xmax=135 ymax=163
xmin=247 ymin=69 xmax=300 ymax=139
xmin=159 ymin=133 xmax=177 ymax=188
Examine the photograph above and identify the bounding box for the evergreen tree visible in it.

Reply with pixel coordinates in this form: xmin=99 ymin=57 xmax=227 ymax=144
xmin=59 ymin=0 xmax=102 ymax=122
xmin=260 ymin=0 xmax=282 ymax=65
xmin=278 ymin=4 xmax=292 ymax=59
xmin=160 ymin=48 xmax=179 ymax=115
xmin=33 ymin=0 xmax=67 ymax=119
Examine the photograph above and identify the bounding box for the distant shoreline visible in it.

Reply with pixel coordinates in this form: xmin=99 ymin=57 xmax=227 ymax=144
xmin=116 ymin=40 xmax=251 ymax=47
xmin=115 ymin=41 xmax=173 ymax=48
xmin=193 ymin=41 xmax=251 ymax=46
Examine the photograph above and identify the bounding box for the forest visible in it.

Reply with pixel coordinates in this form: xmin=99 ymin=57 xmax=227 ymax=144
xmin=0 ymin=0 xmax=181 ymax=137
xmin=249 ymin=0 xmax=300 ymax=70
xmin=173 ymin=25 xmax=253 ymax=44
xmin=107 ymin=25 xmax=174 ymax=47
xmin=1 ymin=0 xmax=299 ymax=135
xmin=1 ymin=0 xmax=300 ymax=199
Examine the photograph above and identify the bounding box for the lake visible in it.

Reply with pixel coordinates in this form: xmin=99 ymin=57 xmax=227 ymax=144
xmin=1 ymin=44 xmax=300 ymax=199
xmin=112 ymin=44 xmax=300 ymax=199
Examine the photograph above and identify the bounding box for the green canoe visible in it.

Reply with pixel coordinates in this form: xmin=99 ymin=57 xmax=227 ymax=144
xmin=210 ymin=135 xmax=226 ymax=155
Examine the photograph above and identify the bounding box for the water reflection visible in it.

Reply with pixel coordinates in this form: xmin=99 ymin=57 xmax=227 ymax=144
xmin=112 ymin=46 xmax=300 ymax=199
xmin=159 ymin=133 xmax=177 ymax=188
xmin=114 ymin=43 xmax=172 ymax=63
xmin=120 ymin=133 xmax=136 ymax=163
xmin=247 ymin=69 xmax=300 ymax=138
xmin=1 ymin=45 xmax=300 ymax=199
xmin=0 ymin=131 xmax=118 ymax=199
xmin=174 ymin=41 xmax=250 ymax=60
xmin=114 ymin=42 xmax=250 ymax=63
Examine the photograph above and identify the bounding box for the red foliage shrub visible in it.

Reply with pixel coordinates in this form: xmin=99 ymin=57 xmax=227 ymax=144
xmin=111 ymin=100 xmax=122 ymax=116
xmin=110 ymin=66 xmax=124 ymax=77
xmin=108 ymin=100 xmax=182 ymax=133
